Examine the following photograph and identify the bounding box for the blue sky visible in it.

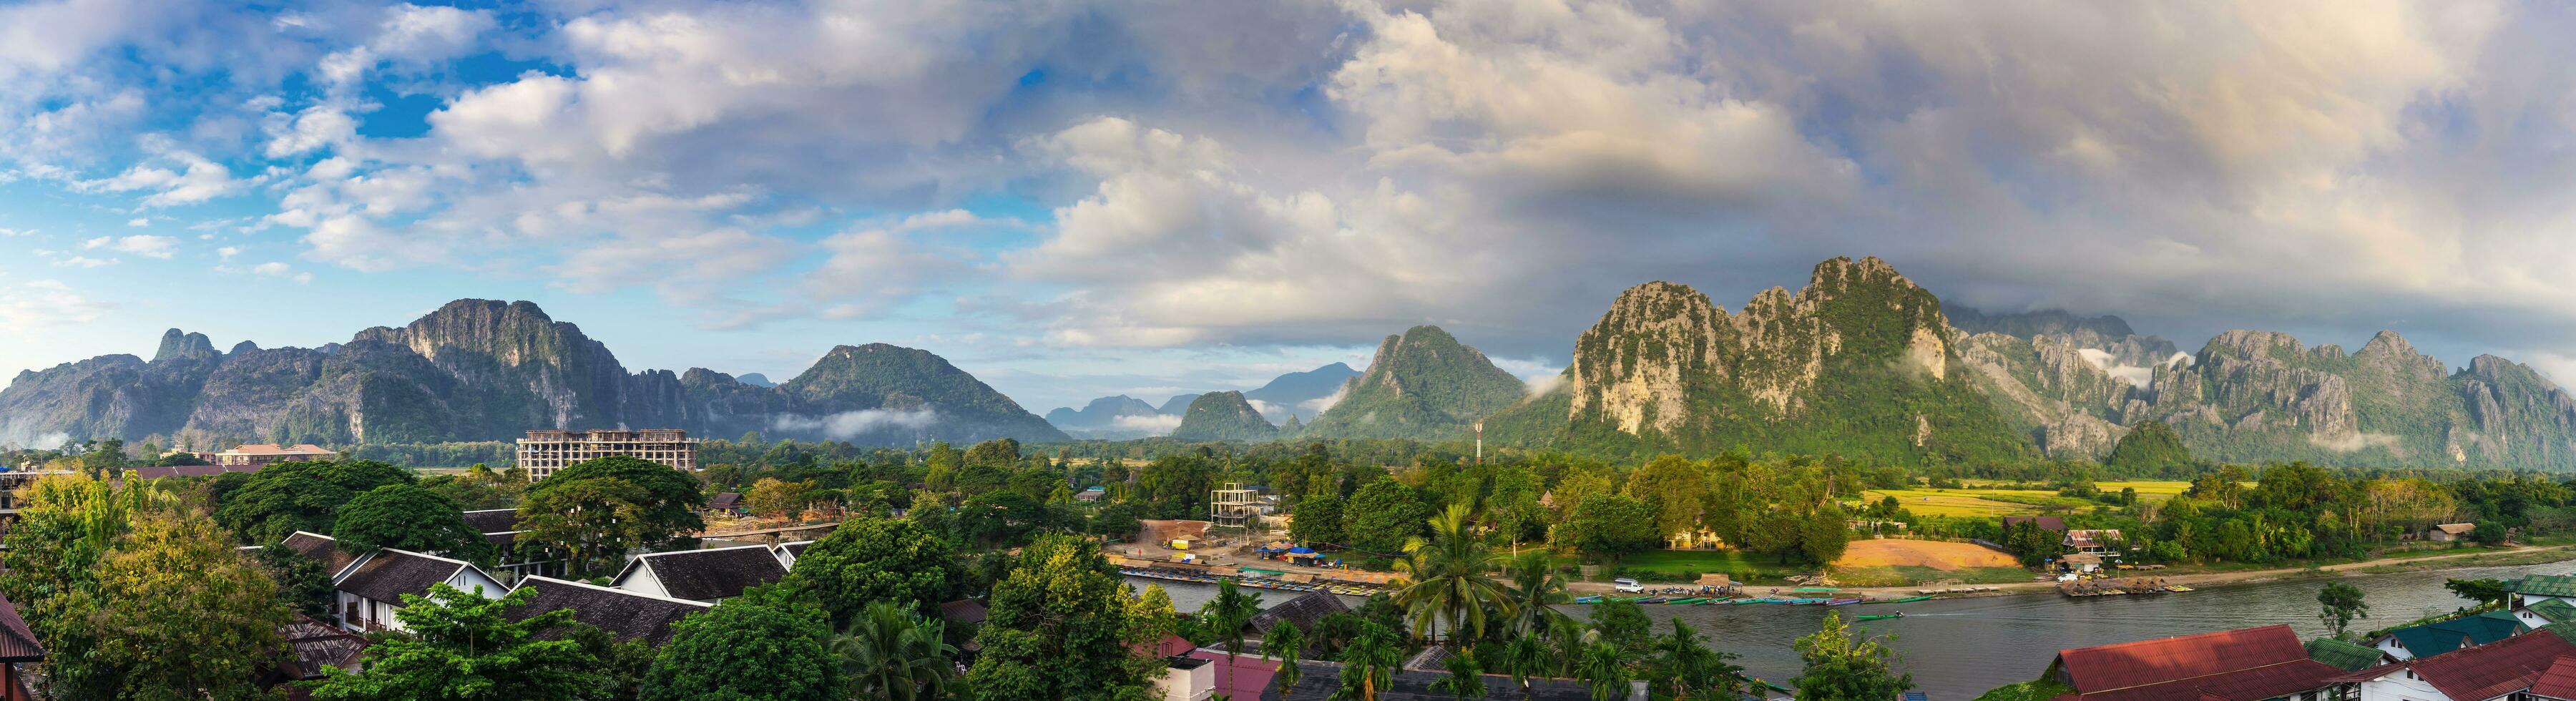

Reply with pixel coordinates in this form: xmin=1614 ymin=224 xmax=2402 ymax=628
xmin=6 ymin=0 xmax=2576 ymax=413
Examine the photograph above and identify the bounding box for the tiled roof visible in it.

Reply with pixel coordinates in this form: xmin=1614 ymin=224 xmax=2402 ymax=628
xmin=2409 ymin=629 xmax=2576 ymax=701
xmin=128 ymin=464 xmax=250 ymax=479
xmin=1245 ymin=592 xmax=1351 ymax=644
xmin=623 ymin=546 xmax=786 ymax=602
xmin=778 ymin=541 xmax=812 ymax=561
xmin=2055 ymin=624 xmax=2343 ymax=701
xmin=2534 ymin=600 xmax=2576 ymax=625
xmin=2519 ymin=574 xmax=2576 ymax=599
xmin=2305 ymin=637 xmax=2386 ymax=672
xmin=0 ymin=593 xmax=44 ymax=662
xmin=709 ymin=492 xmax=742 ymax=509
xmin=278 ymin=615 xmax=366 ymax=680
xmin=2381 ymin=612 xmax=2527 ymax=659
xmin=2532 ymin=656 xmax=2576 ymax=699
xmin=940 ymin=599 xmax=988 ymax=624
xmin=460 ymin=509 xmax=519 ymax=534
xmin=337 ymin=549 xmax=469 ymax=603
xmin=223 ymin=443 xmax=337 ymax=456
xmin=506 ymin=577 xmax=708 ymax=646
xmin=282 ymin=531 xmax=358 ymax=577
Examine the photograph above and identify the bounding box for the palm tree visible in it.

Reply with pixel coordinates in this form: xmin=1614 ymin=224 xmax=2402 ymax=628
xmin=835 ymin=600 xmax=957 ymax=701
xmin=1652 ymin=619 xmax=1743 ymax=700
xmin=1575 ymin=640 xmax=1628 ymax=701
xmin=1199 ymin=579 xmax=1265 ymax=699
xmin=1497 ymin=632 xmax=1549 ymax=701
xmin=1433 ymin=649 xmax=1488 ymax=700
xmin=1393 ymin=504 xmax=1517 ymax=643
xmin=1263 ymin=622 xmax=1307 ymax=696
xmin=1335 ymin=622 xmax=1404 ymax=701
xmin=1502 ymin=549 xmax=1574 ymax=637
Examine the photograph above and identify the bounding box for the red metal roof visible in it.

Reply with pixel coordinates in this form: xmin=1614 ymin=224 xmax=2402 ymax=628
xmin=2529 ymin=655 xmax=2576 ymax=699
xmin=2408 ymin=630 xmax=2576 ymax=701
xmin=0 ymin=593 xmax=46 ymax=662
xmin=2055 ymin=624 xmax=2341 ymax=701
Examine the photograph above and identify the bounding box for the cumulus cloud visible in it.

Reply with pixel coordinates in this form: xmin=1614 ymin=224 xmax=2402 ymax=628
xmin=76 ymin=149 xmax=243 ymax=206
xmin=769 ymin=408 xmax=941 ymax=440
xmin=0 ymin=279 xmax=110 ymax=332
xmin=1110 ymin=413 xmax=1184 ymax=436
xmin=82 ymin=234 xmax=176 ymax=258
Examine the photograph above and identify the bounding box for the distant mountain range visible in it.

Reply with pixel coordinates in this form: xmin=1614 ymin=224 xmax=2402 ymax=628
xmin=12 ymin=258 xmax=2576 ymax=469
xmin=0 ymin=300 xmax=1065 ymax=448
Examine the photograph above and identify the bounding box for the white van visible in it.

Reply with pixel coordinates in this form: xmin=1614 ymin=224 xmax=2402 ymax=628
xmin=1612 ymin=578 xmax=1645 ymax=593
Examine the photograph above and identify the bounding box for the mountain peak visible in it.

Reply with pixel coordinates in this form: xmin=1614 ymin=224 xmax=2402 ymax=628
xmin=1171 ymin=391 xmax=1277 ymax=441
xmin=1303 ymin=324 xmax=1524 ymax=440
xmin=152 ymin=329 xmax=217 ymax=363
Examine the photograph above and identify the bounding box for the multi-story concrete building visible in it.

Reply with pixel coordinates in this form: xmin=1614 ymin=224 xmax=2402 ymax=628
xmin=516 ymin=429 xmax=697 ymax=481
xmin=213 ymin=443 xmax=341 ymax=469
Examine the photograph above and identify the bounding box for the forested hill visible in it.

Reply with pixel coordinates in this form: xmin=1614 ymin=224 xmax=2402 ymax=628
xmin=0 ymin=300 xmax=1066 ymax=448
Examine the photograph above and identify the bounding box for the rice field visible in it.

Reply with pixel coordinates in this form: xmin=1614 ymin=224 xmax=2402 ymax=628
xmin=1858 ymin=489 xmax=2052 ymax=516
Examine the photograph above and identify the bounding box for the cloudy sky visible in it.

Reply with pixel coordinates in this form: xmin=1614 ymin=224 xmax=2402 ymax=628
xmin=5 ymin=0 xmax=2576 ymax=413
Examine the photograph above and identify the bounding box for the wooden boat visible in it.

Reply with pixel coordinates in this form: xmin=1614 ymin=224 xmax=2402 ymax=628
xmin=1823 ymin=598 xmax=1865 ymax=606
xmin=2168 ymin=585 xmax=2194 ymax=592
xmin=1573 ymin=596 xmax=1602 ymax=604
xmin=1670 ymin=597 xmax=1705 ymax=604
xmin=1698 ymin=598 xmax=1734 ymax=605
xmin=1866 ymin=595 xmax=1934 ymax=604
xmin=1638 ymin=597 xmax=1669 ymax=604
xmin=1856 ymin=613 xmax=1904 ymax=621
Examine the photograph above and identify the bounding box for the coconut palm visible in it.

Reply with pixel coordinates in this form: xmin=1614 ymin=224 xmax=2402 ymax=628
xmin=1198 ymin=579 xmax=1265 ymax=697
xmin=1502 ymin=549 xmax=1575 ymax=637
xmin=1263 ymin=622 xmax=1307 ymax=696
xmin=1335 ymin=622 xmax=1404 ymax=701
xmin=1433 ymin=649 xmax=1488 ymax=700
xmin=1393 ymin=504 xmax=1517 ymax=642
xmin=1652 ymin=619 xmax=1743 ymax=700
xmin=1575 ymin=640 xmax=1628 ymax=701
xmin=835 ymin=600 xmax=956 ymax=701
xmin=1497 ymin=631 xmax=1549 ymax=701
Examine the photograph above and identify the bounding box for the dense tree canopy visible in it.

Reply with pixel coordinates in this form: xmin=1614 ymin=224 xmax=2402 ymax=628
xmin=333 ymin=483 xmax=494 ymax=562
xmin=964 ymin=535 xmax=1160 ymax=700
xmin=310 ymin=584 xmax=609 ymax=701
xmin=642 ymin=587 xmax=843 ymax=701
xmin=780 ymin=516 xmax=959 ymax=624
xmin=215 ymin=459 xmax=415 ymax=544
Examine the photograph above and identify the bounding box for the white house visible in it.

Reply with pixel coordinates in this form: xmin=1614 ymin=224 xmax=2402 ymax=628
xmin=2329 ymin=632 xmax=2576 ymax=701
xmin=333 ymin=548 xmax=507 ymax=633
xmin=773 ymin=540 xmax=813 ymax=571
xmin=610 ymin=544 xmax=788 ymax=604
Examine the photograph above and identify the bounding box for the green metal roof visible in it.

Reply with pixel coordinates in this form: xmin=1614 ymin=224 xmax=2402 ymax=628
xmin=2529 ymin=598 xmax=2576 ymax=624
xmin=2381 ymin=611 xmax=2527 ymax=659
xmin=2512 ymin=574 xmax=2576 ymax=598
xmin=2304 ymin=637 xmax=2386 ymax=672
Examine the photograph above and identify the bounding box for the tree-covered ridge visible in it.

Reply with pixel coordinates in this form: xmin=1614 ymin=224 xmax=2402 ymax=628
xmin=0 ymin=300 xmax=1066 ymax=448
xmin=1301 ymin=325 xmax=1527 ymax=441
xmin=1171 ymin=391 xmax=1278 ymax=442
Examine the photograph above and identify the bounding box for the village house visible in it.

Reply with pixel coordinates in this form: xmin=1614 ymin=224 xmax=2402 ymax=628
xmin=2044 ymin=624 xmax=2344 ymax=701
xmin=2326 ymin=628 xmax=2576 ymax=700
xmin=2426 ymin=523 xmax=2479 ymax=542
xmin=609 ymin=544 xmax=789 ymax=604
xmin=506 ymin=576 xmax=710 ymax=645
xmin=2371 ymin=612 xmax=2530 ymax=661
xmin=2512 ymin=574 xmax=2576 ymax=608
xmin=2064 ymin=529 xmax=2122 ymax=554
xmin=706 ymin=492 xmax=745 ymax=517
xmin=280 ymin=531 xmax=361 ymax=580
xmin=213 ymin=443 xmax=341 ymax=469
xmin=333 ymin=548 xmax=508 ymax=633
xmin=2003 ymin=515 xmax=2068 ymax=534
xmin=2515 ymin=599 xmax=2576 ymax=630
xmin=0 ymin=593 xmax=44 ymax=701
xmin=461 ymin=508 xmax=564 ymax=580
xmin=772 ymin=540 xmax=813 ymax=570
xmin=270 ymin=616 xmax=368 ymax=686
xmin=2308 ymin=637 xmax=2398 ymax=672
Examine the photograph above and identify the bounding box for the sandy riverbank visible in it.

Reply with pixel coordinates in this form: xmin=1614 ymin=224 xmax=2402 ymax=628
xmin=1558 ymin=544 xmax=2576 ymax=601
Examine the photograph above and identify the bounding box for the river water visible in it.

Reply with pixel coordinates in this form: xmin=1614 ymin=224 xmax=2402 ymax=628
xmin=1135 ymin=557 xmax=2576 ymax=698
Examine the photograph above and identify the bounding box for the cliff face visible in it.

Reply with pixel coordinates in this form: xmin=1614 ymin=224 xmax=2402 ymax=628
xmin=0 ymin=300 xmax=1066 ymax=448
xmin=1499 ymin=257 xmax=2033 ymax=464
xmin=1300 ymin=325 xmax=1526 ymax=441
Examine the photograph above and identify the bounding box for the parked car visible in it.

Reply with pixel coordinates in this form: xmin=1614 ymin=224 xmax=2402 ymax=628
xmin=1612 ymin=578 xmax=1645 ymax=593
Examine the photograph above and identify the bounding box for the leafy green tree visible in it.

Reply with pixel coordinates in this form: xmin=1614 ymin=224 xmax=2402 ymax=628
xmin=1801 ymin=503 xmax=1851 ymax=565
xmin=2 ymin=475 xmax=171 ymax=700
xmin=1434 ymin=649 xmax=1488 ymax=700
xmin=1497 ymin=632 xmax=1549 ymax=701
xmin=1745 ymin=508 xmax=1805 ymax=563
xmin=1650 ymin=619 xmax=1744 ymax=700
xmin=216 ymin=459 xmax=416 ymax=544
xmin=781 ymin=516 xmax=958 ymax=624
xmin=516 ymin=477 xmax=655 ymax=578
xmin=1263 ymin=622 xmax=1307 ymax=696
xmin=743 ymin=477 xmax=818 ymax=519
xmin=835 ymin=600 xmax=956 ymax=701
xmin=1625 ymin=455 xmax=1710 ymax=537
xmin=1575 ymin=641 xmax=1627 ymax=701
xmin=964 ymin=534 xmax=1158 ymax=700
xmin=2317 ymin=582 xmax=2368 ymax=637
xmin=643 ymin=587 xmax=843 ymax=701
xmin=1589 ymin=598 xmax=1652 ymax=656
xmin=334 ymin=483 xmax=495 ymax=562
xmin=1346 ymin=478 xmax=1433 ymax=556
xmin=525 ymin=455 xmax=707 ymax=549
xmin=1393 ymin=504 xmax=1514 ymax=642
xmin=1336 ymin=621 xmax=1404 ymax=701
xmin=2446 ymin=577 xmax=2512 ymax=609
xmin=310 ymin=584 xmax=604 ymax=701
xmin=418 ymin=464 xmax=527 ymax=510
xmin=253 ymin=541 xmax=337 ymax=617
xmin=88 ymin=511 xmax=290 ymax=701
xmin=1791 ymin=612 xmax=1911 ymax=701
xmin=1556 ymin=494 xmax=1658 ymax=564
xmin=1291 ymin=491 xmax=1347 ymax=546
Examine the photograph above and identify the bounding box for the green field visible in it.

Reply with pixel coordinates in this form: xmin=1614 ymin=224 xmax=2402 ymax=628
xmin=1861 ymin=481 xmax=2197 ymax=516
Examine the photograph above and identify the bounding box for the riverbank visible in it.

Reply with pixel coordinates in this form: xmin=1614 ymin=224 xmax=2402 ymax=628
xmin=1560 ymin=543 xmax=2576 ymax=601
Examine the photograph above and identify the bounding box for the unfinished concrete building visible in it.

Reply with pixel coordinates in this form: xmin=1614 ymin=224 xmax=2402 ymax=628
xmin=1210 ymin=482 xmax=1259 ymax=531
xmin=516 ymin=429 xmax=698 ymax=481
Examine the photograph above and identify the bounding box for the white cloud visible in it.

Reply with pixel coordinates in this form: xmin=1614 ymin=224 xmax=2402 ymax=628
xmin=0 ymin=279 xmax=110 ymax=332
xmin=124 ymin=217 xmax=146 ymax=227
xmin=82 ymin=234 xmax=175 ymax=258
xmin=769 ymin=408 xmax=941 ymax=440
xmin=52 ymin=256 xmax=112 ymax=268
xmin=76 ymin=149 xmax=243 ymax=207
xmin=216 ymin=245 xmax=239 ymax=260
xmin=0 ymin=229 xmax=30 ymax=237
xmin=1110 ymin=413 xmax=1184 ymax=436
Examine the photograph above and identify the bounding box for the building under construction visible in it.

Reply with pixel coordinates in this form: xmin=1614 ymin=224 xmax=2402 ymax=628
xmin=516 ymin=429 xmax=698 ymax=481
xmin=1210 ymin=482 xmax=1259 ymax=531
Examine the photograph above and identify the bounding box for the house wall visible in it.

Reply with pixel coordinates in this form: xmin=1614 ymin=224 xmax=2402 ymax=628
xmin=615 ymin=566 xmax=670 ymax=599
xmin=2354 ymin=670 xmax=2449 ymax=701
xmin=449 ymin=569 xmax=509 ymax=599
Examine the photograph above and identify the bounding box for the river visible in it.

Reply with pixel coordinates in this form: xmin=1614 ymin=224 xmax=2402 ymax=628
xmin=1134 ymin=556 xmax=2576 ymax=698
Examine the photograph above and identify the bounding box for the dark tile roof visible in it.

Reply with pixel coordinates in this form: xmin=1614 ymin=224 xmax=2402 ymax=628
xmin=0 ymin=593 xmax=44 ymax=662
xmin=507 ymin=577 xmax=709 ymax=646
xmin=460 ymin=509 xmax=519 ymax=534
xmin=1263 ymin=660 xmax=1608 ymax=701
xmin=282 ymin=531 xmax=358 ymax=577
xmin=278 ymin=615 xmax=366 ymax=680
xmin=625 ymin=546 xmax=786 ymax=602
xmin=2405 ymin=631 xmax=2576 ymax=701
xmin=940 ymin=599 xmax=987 ymax=624
xmin=778 ymin=541 xmax=812 ymax=560
xmin=2055 ymin=624 xmax=2342 ymax=701
xmin=337 ymin=549 xmax=469 ymax=603
xmin=2003 ymin=516 xmax=2067 ymax=532
xmin=709 ymin=492 xmax=742 ymax=509
xmin=1245 ymin=592 xmax=1351 ymax=642
xmin=484 ymin=531 xmax=517 ymax=549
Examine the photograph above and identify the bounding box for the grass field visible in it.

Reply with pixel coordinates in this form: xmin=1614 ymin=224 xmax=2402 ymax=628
xmin=2097 ymin=481 xmax=2193 ymax=501
xmin=1859 ymin=481 xmax=2197 ymax=516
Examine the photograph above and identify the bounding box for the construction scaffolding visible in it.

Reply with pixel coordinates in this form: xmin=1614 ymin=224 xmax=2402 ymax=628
xmin=1210 ymin=482 xmax=1260 ymax=531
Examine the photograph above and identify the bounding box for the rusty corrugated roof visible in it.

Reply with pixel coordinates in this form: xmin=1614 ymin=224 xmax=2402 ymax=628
xmin=2055 ymin=624 xmax=2341 ymax=701
xmin=0 ymin=593 xmax=43 ymax=662
xmin=2529 ymin=655 xmax=2576 ymax=698
xmin=2409 ymin=631 xmax=2576 ymax=701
